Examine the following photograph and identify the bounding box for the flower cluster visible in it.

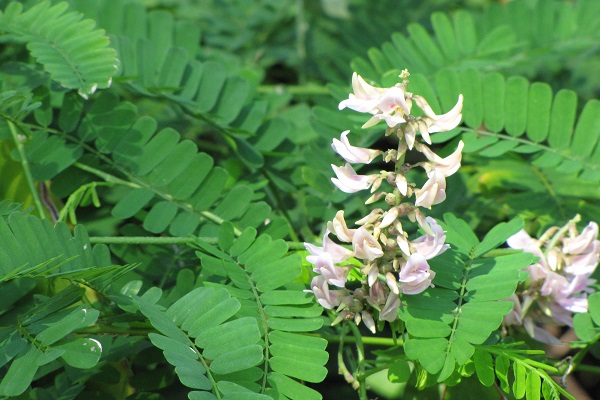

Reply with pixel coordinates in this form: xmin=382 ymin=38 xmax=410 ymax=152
xmin=305 ymin=71 xmax=464 ymax=333
xmin=504 ymin=215 xmax=600 ymax=344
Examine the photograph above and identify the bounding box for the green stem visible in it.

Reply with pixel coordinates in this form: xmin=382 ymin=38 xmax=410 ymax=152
xmin=295 ymin=0 xmax=306 ymax=85
xmin=256 ymin=84 xmax=330 ymax=96
xmin=573 ymin=363 xmax=600 ymax=374
xmin=337 ymin=325 xmax=359 ymax=390
xmin=309 ymin=333 xmax=401 ymax=347
xmin=347 ymin=322 xmax=368 ymax=400
xmin=569 ymin=330 xmax=600 ymax=374
xmin=8 ymin=121 xmax=46 ymax=219
xmin=262 ymin=169 xmax=301 ymax=242
xmin=90 ymin=236 xmax=215 ymax=245
xmin=74 ymin=162 xmax=140 ymax=188
xmin=90 ymin=236 xmax=309 ymax=250
xmin=75 ymin=325 xmax=156 ymax=336
xmin=544 ymin=214 xmax=581 ymax=260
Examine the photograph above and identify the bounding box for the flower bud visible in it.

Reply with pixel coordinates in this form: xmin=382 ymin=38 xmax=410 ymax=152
xmin=385 ymin=193 xmax=398 ymax=206
xmin=349 ymin=298 xmax=364 ymax=313
xmin=353 ymin=287 xmax=368 ymax=300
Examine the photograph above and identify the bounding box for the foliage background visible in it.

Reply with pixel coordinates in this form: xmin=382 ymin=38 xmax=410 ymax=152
xmin=1 ymin=0 xmax=600 ymax=399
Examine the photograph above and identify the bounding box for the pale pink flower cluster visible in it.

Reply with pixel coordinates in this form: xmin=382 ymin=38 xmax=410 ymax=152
xmin=504 ymin=215 xmax=599 ymax=344
xmin=305 ymin=71 xmax=464 ymax=333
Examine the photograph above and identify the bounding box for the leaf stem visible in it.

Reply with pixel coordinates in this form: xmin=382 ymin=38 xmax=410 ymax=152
xmin=73 ymin=162 xmax=140 ymax=188
xmin=89 ymin=236 xmax=215 ymax=245
xmin=307 ymin=333 xmax=401 ymax=347
xmin=8 ymin=120 xmax=46 ymax=219
xmin=75 ymin=325 xmax=156 ymax=336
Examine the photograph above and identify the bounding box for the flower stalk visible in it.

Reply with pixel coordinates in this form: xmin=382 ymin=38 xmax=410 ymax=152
xmin=305 ymin=70 xmax=464 ymax=333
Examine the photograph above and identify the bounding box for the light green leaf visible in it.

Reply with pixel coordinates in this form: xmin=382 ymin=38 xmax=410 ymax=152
xmin=526 ymin=371 xmax=541 ymax=400
xmin=473 ymin=349 xmax=495 ymax=387
xmin=513 ymin=361 xmax=527 ymax=399
xmin=495 ymin=354 xmax=510 ymax=393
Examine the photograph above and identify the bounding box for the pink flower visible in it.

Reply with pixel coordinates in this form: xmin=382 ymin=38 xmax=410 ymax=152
xmin=362 ymin=87 xmax=411 ymax=129
xmin=332 ymin=131 xmax=382 ymax=164
xmin=305 ymin=276 xmax=345 ymax=309
xmin=563 ymin=222 xmax=599 ymax=255
xmin=331 ymin=163 xmax=378 ymax=193
xmin=414 ymin=170 xmax=446 ymax=209
xmin=367 ymin=280 xmax=387 ymax=307
xmin=503 ymin=294 xmax=523 ymax=326
xmin=379 ymin=293 xmax=401 ymax=321
xmin=352 ymin=227 xmax=384 ymax=261
xmin=305 ymin=230 xmax=353 ymax=265
xmin=506 ymin=230 xmax=549 ymax=281
xmin=411 ymin=217 xmax=449 ymax=259
xmin=399 ymin=253 xmax=435 ymax=294
xmin=309 ymin=252 xmax=348 ymax=288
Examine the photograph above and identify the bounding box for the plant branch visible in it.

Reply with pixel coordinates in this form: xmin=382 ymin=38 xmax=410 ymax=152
xmin=8 ymin=120 xmax=46 ymax=219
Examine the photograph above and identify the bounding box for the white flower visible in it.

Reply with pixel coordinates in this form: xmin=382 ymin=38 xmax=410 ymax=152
xmin=413 ymin=94 xmax=464 ymax=141
xmin=417 ymin=141 xmax=464 ymax=177
xmin=332 ymin=130 xmax=382 ymax=164
xmin=327 ymin=210 xmax=356 ymax=243
xmin=338 ymin=73 xmax=385 ymax=113
xmin=414 ymin=170 xmax=446 ymax=209
xmin=331 ymin=163 xmax=379 ymax=193
xmin=379 ymin=207 xmax=399 ymax=229
xmin=361 ymin=311 xmax=376 ymax=333
xmin=363 ymin=87 xmax=411 ymax=129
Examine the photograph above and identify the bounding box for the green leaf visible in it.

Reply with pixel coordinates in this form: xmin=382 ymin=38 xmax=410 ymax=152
xmin=149 ymin=333 xmax=212 ymax=390
xmin=513 ymin=361 xmax=527 ymax=399
xmin=36 ymin=307 xmax=99 ymax=346
xmin=588 ymin=292 xmax=600 ymax=326
xmin=404 ymin=338 xmax=448 ymax=374
xmin=495 ymin=354 xmax=511 ymax=393
xmin=573 ymin=313 xmax=597 ymax=342
xmin=473 ymin=349 xmax=495 ymax=387
xmin=526 ymin=371 xmax=541 ymax=400
xmin=442 ymin=213 xmax=479 ymax=255
xmin=210 ymin=345 xmax=264 ymax=375
xmin=267 ymin=372 xmax=322 ymax=400
xmin=0 ymin=347 xmax=43 ymax=396
xmin=55 ymin=338 xmax=102 ymax=368
xmin=1 ymin=1 xmax=117 ymax=96
xmin=473 ymin=217 xmax=524 ymax=257
xmin=188 ymin=392 xmax=218 ymax=400
xmin=388 ymin=359 xmax=412 ymax=383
